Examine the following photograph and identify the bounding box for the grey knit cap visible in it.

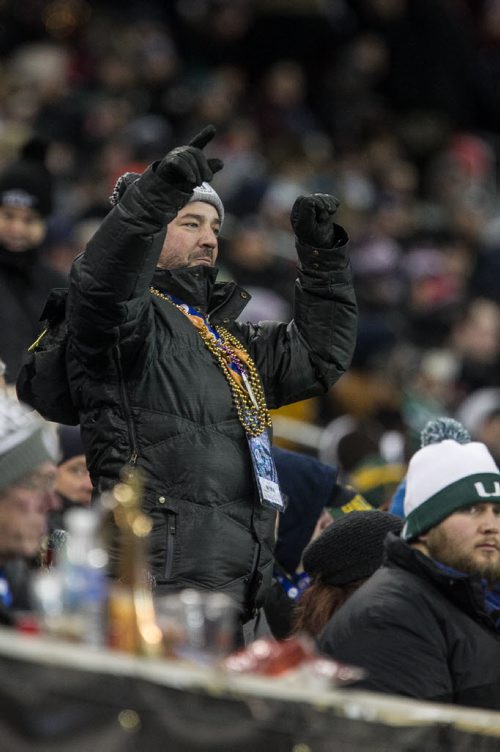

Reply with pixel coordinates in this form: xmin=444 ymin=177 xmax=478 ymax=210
xmin=110 ymin=174 xmax=224 ymax=226
xmin=188 ymin=182 xmax=224 ymax=226
xmin=0 ymin=393 xmax=59 ymax=493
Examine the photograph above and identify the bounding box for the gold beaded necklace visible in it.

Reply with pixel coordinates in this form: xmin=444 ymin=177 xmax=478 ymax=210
xmin=149 ymin=286 xmax=271 ymax=437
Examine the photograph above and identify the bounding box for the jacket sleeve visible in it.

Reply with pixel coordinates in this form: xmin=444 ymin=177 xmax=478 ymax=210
xmin=318 ymin=592 xmax=453 ymax=701
xmin=233 ymin=227 xmax=358 ymax=409
xmin=67 ymin=166 xmax=188 ymax=358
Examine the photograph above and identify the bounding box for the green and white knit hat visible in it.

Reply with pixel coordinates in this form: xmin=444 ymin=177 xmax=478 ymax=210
xmin=402 ymin=417 xmax=500 ymax=541
xmin=0 ymin=393 xmax=59 ymax=493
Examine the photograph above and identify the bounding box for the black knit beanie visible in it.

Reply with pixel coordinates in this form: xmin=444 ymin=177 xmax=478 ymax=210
xmin=302 ymin=510 xmax=403 ymax=586
xmin=0 ymin=138 xmax=53 ymax=218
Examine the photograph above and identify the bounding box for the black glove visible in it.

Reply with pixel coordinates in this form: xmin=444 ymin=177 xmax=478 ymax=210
xmin=156 ymin=124 xmax=224 ymax=192
xmin=290 ymin=193 xmax=340 ymax=248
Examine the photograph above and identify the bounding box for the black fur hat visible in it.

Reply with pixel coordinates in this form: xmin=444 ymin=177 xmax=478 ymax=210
xmin=0 ymin=138 xmax=53 ymax=217
xmin=303 ymin=510 xmax=403 ymax=586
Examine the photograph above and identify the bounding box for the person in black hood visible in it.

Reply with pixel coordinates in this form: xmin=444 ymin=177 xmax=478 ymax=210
xmin=0 ymin=138 xmax=67 ymax=383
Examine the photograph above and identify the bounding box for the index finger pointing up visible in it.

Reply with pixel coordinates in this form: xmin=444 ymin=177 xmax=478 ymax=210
xmin=188 ymin=124 xmax=216 ymax=150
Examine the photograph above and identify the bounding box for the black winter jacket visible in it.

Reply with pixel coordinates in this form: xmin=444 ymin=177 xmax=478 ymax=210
xmin=319 ymin=534 xmax=500 ymax=709
xmin=0 ymin=246 xmax=67 ymax=383
xmin=66 ymin=167 xmax=357 ymax=620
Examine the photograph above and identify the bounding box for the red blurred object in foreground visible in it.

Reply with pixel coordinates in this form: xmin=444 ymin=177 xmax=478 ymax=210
xmin=223 ymin=635 xmax=366 ymax=687
xmin=14 ymin=613 xmax=41 ymax=636
xmin=225 ymin=636 xmax=312 ymax=676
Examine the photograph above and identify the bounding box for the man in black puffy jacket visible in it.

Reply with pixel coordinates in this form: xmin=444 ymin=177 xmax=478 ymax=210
xmin=64 ymin=125 xmax=357 ymax=625
xmin=319 ymin=420 xmax=500 ymax=710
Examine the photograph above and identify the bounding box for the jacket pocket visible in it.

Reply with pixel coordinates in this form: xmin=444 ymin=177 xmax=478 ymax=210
xmin=144 ymin=492 xmax=178 ymax=583
xmin=163 ymin=510 xmax=177 ymax=580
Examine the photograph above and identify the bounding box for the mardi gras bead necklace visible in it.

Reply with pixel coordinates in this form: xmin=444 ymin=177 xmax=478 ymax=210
xmin=149 ymin=286 xmax=271 ymax=437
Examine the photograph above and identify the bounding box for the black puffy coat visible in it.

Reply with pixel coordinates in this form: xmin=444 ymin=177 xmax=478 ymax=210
xmin=66 ymin=167 xmax=357 ymax=620
xmin=319 ymin=534 xmax=500 ymax=709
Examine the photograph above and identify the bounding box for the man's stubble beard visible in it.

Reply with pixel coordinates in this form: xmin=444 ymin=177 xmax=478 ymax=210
xmin=425 ymin=526 xmax=500 ymax=585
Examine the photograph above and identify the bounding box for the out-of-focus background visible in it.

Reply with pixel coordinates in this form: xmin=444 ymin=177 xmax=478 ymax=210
xmin=2 ymin=0 xmax=500 ymax=501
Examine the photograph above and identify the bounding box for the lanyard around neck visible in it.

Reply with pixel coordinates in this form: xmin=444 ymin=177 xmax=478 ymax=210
xmin=149 ymin=286 xmax=271 ymax=436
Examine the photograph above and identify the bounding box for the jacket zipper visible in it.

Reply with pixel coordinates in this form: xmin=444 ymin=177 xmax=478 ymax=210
xmin=113 ymin=345 xmax=139 ymax=466
xmin=164 ymin=512 xmax=176 ymax=579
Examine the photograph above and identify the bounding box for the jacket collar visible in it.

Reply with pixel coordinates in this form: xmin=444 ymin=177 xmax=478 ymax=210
xmin=385 ymin=534 xmax=499 ymax=629
xmin=152 ymin=264 xmax=251 ymax=322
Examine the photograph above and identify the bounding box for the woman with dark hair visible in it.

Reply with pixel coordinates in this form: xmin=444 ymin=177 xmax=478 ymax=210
xmin=293 ymin=510 xmax=403 ymax=638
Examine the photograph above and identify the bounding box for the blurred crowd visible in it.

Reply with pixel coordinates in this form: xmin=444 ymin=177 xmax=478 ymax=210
xmin=0 ymin=4 xmax=498 ymax=717
xmin=0 ymin=0 xmax=499 ymax=502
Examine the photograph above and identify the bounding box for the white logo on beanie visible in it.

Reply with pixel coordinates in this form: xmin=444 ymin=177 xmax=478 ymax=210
xmin=475 ymin=481 xmax=500 ymax=498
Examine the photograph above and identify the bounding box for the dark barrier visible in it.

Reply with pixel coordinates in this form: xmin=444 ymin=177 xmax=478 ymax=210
xmin=0 ymin=630 xmax=498 ymax=752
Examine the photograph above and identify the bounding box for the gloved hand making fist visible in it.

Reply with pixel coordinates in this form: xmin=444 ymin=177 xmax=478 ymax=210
xmin=157 ymin=124 xmax=224 ymax=193
xmin=290 ymin=194 xmax=341 ymax=249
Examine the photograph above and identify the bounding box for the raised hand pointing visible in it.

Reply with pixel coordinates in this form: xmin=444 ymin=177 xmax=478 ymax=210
xmin=157 ymin=124 xmax=224 ymax=193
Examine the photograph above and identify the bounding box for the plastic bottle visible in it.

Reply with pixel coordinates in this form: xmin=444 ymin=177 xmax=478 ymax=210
xmin=58 ymin=507 xmax=108 ymax=647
